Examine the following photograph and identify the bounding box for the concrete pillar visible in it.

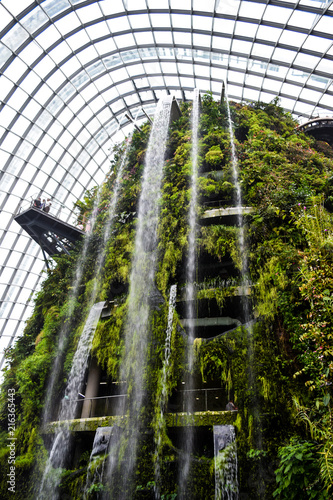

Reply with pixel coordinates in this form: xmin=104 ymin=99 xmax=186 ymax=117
xmin=81 ymin=358 xmax=101 ymax=418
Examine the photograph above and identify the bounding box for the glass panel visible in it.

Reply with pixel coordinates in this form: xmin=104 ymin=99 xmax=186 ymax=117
xmin=263 ymin=5 xmax=292 ymax=24
xmin=25 ymin=125 xmax=43 ymax=144
xmin=273 ymin=47 xmax=296 ymax=64
xmin=211 ymin=36 xmax=231 ymax=52
xmin=0 ymin=5 xmax=13 ymax=32
xmin=0 ymin=106 xmax=17 ymax=128
xmin=21 ymin=7 xmax=49 ymax=34
xmin=147 ymin=0 xmax=169 ymax=9
xmin=281 ymin=82 xmax=301 ymax=98
xmin=288 ymin=11 xmax=316 ymax=30
xmin=36 ymin=25 xmax=62 ymax=49
xmin=234 ymin=21 xmax=258 ymax=39
xmin=24 ymin=100 xmax=42 ymax=121
xmin=294 ymin=53 xmax=320 ymax=70
xmin=2 ymin=24 xmax=29 ymax=52
xmin=100 ymin=0 xmax=124 ymax=16
xmin=85 ymin=21 xmax=110 ymax=40
xmin=66 ymin=30 xmax=91 ymax=51
xmin=303 ymin=35 xmax=331 ymax=54
xmin=239 ymin=1 xmax=265 ymax=19
xmin=213 ymin=17 xmax=234 ymax=35
xmin=55 ymin=12 xmax=81 ymax=36
xmin=107 ymin=17 xmax=131 ymax=33
xmin=0 ymin=44 xmax=12 ymax=68
xmin=111 ymin=67 xmax=128 ymax=83
xmin=77 ymin=3 xmax=102 ymax=23
xmin=50 ymin=43 xmax=72 ymax=64
xmin=19 ymin=71 xmax=42 ymax=94
xmin=315 ymin=16 xmax=332 ymax=35
xmin=279 ymin=30 xmax=307 ymax=48
xmin=61 ymin=57 xmax=81 ymax=77
xmin=232 ymin=40 xmax=253 ymax=55
xmin=194 ymin=0 xmax=215 ymax=10
xmin=193 ymin=14 xmax=213 ymax=31
xmin=130 ymin=13 xmax=151 ymax=29
xmin=4 ymin=57 xmax=28 ymax=83
xmin=135 ymin=31 xmax=155 ymax=46
xmin=256 ymin=25 xmax=282 ymax=43
xmin=76 ymin=46 xmax=99 ymax=66
xmin=154 ymin=32 xmax=173 ymax=45
xmin=42 ymin=0 xmax=71 ymax=18
xmin=251 ymin=43 xmax=274 ymax=59
xmin=8 ymin=87 xmax=29 ymax=110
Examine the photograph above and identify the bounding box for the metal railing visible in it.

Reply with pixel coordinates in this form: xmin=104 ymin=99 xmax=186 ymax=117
xmin=15 ymin=192 xmax=80 ymax=228
xmin=60 ymin=388 xmax=226 ymax=420
xmin=168 ymin=388 xmax=226 ymax=413
xmin=61 ymin=394 xmax=128 ymax=420
xmin=202 ymin=199 xmax=233 ymax=209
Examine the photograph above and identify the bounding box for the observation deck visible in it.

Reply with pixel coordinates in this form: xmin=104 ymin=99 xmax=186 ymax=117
xmin=297 ymin=116 xmax=333 ymax=145
xmin=44 ymin=386 xmax=237 ymax=434
xmin=14 ymin=198 xmax=84 ymax=263
xmin=200 ymin=205 xmax=253 ymax=225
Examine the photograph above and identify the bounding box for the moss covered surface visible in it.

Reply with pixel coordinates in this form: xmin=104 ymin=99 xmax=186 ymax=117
xmin=0 ymin=94 xmax=333 ymax=498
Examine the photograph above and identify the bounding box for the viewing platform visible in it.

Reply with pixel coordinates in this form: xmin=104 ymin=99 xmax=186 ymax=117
xmin=297 ymin=116 xmax=333 ymax=145
xmin=200 ymin=206 xmax=253 ymax=225
xmin=14 ymin=197 xmax=84 ymax=263
xmin=43 ymin=387 xmax=237 ymax=433
xmin=45 ymin=410 xmax=237 ymax=433
xmin=180 ymin=317 xmax=241 ymax=328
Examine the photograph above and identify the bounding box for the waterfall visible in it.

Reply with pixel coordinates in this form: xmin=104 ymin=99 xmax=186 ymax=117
xmin=179 ymin=88 xmax=200 ymax=498
xmin=89 ymin=133 xmax=132 ymax=301
xmin=214 ymin=425 xmax=239 ymax=500
xmin=42 ymin=189 xmax=102 ymax=425
xmin=42 ymin=133 xmax=131 ymax=425
xmin=225 ymin=87 xmax=264 ymax=492
xmin=83 ymin=427 xmax=113 ymax=499
xmin=38 ymin=138 xmax=132 ymax=499
xmin=225 ymin=90 xmax=247 ymax=279
xmin=103 ymin=96 xmax=173 ymax=499
xmin=154 ymin=284 xmax=177 ymax=499
xmin=38 ymin=301 xmax=105 ymax=500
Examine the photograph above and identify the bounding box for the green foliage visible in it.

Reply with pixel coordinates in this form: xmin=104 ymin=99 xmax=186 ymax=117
xmin=2 ymin=92 xmax=333 ymax=499
xmin=205 ymin=145 xmax=224 ymax=168
xmin=274 ymin=438 xmax=328 ymax=499
xmin=199 ymin=224 xmax=242 ymax=270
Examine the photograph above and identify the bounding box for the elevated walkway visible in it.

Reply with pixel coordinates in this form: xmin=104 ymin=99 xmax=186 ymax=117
xmin=45 ymin=411 xmax=237 ymax=433
xmin=200 ymin=206 xmax=253 ymax=225
xmin=14 ymin=202 xmax=84 ymax=263
xmin=297 ymin=116 xmax=333 ymax=145
xmin=180 ymin=316 xmax=241 ymax=328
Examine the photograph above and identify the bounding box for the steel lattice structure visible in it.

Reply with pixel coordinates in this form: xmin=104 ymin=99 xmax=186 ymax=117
xmin=1 ymin=0 xmax=333 ymax=369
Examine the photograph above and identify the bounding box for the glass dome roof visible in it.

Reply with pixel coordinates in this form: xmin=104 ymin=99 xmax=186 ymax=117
xmin=1 ymin=0 xmax=333 ymax=369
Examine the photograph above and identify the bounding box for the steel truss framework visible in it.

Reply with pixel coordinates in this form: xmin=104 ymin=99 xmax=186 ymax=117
xmin=0 ymin=0 xmax=333 ymax=369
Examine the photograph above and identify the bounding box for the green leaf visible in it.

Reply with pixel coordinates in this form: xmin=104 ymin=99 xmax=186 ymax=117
xmin=323 ymin=393 xmax=330 ymax=406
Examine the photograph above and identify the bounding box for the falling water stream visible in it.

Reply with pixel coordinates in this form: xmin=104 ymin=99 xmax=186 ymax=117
xmin=38 ymin=301 xmax=105 ymax=499
xmin=84 ymin=427 xmax=113 ymax=499
xmin=42 ymin=124 xmax=129 ymax=426
xmin=154 ymin=284 xmax=177 ymax=499
xmin=42 ymin=189 xmax=102 ymax=426
xmin=214 ymin=425 xmax=239 ymax=500
xmin=38 ymin=136 xmax=132 ymax=499
xmin=178 ymin=88 xmax=200 ymax=498
xmin=103 ymin=96 xmax=173 ymax=499
xmin=225 ymin=87 xmax=263 ymax=495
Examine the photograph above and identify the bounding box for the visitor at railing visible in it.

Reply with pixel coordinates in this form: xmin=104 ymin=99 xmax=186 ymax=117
xmin=34 ymin=197 xmax=42 ymax=208
xmin=17 ymin=192 xmax=80 ymax=228
xmin=44 ymin=198 xmax=52 ymax=213
xmin=225 ymin=400 xmax=237 ymax=411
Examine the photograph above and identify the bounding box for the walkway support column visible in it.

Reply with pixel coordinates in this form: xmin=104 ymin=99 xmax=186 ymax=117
xmin=81 ymin=358 xmax=101 ymax=418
